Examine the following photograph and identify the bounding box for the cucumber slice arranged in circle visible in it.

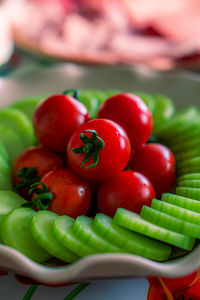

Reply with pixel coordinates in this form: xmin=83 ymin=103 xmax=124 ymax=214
xmin=52 ymin=215 xmax=96 ymax=257
xmin=178 ymin=180 xmax=200 ymax=188
xmin=151 ymin=199 xmax=200 ymax=226
xmin=113 ymin=208 xmax=195 ymax=250
xmin=0 ymin=191 xmax=26 ymax=242
xmin=31 ymin=211 xmax=78 ymax=263
xmin=0 ymin=125 xmax=25 ymax=166
xmin=73 ymin=215 xmax=123 ymax=253
xmin=0 ymin=142 xmax=9 ymax=164
xmin=0 ymin=155 xmax=12 ymax=190
xmin=11 ymin=97 xmax=44 ymax=121
xmin=162 ymin=193 xmax=200 ymax=213
xmin=178 ymin=173 xmax=200 ymax=183
xmin=176 ymin=187 xmax=200 ymax=201
xmin=141 ymin=206 xmax=200 ymax=238
xmin=1 ymin=208 xmax=51 ymax=263
xmin=0 ymin=108 xmax=35 ymax=148
xmin=93 ymin=213 xmax=171 ymax=261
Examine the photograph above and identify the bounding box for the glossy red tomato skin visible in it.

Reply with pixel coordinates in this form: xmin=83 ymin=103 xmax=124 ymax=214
xmin=97 ymin=170 xmax=156 ymax=217
xmin=40 ymin=169 xmax=91 ymax=218
xmin=129 ymin=143 xmax=175 ymax=198
xmin=67 ymin=119 xmax=131 ymax=181
xmin=98 ymin=93 xmax=153 ymax=151
xmin=13 ymin=146 xmax=63 ymax=186
xmin=33 ymin=94 xmax=90 ymax=152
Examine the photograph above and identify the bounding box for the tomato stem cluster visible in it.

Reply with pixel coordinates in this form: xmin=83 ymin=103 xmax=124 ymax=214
xmin=71 ymin=129 xmax=105 ymax=169
xmin=63 ymin=89 xmax=80 ymax=100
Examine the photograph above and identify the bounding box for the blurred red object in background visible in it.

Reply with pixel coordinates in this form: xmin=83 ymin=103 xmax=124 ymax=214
xmin=4 ymin=0 xmax=200 ymax=70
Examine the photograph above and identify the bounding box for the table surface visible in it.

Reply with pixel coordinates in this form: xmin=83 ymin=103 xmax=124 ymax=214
xmin=0 ymin=273 xmax=149 ymax=299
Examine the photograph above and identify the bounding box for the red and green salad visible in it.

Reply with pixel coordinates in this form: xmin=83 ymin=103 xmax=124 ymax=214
xmin=0 ymin=89 xmax=199 ymax=264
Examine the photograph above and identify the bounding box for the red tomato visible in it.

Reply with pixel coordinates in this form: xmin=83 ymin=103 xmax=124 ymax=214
xmin=129 ymin=143 xmax=175 ymax=198
xmin=67 ymin=119 xmax=131 ymax=181
xmin=97 ymin=170 xmax=155 ymax=217
xmin=40 ymin=169 xmax=91 ymax=218
xmin=33 ymin=94 xmax=90 ymax=152
xmin=98 ymin=93 xmax=153 ymax=151
xmin=13 ymin=146 xmax=63 ymax=186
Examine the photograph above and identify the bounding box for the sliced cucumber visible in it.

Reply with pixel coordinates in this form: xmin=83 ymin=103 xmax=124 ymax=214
xmin=113 ymin=208 xmax=195 ymax=250
xmin=0 ymin=191 xmax=26 ymax=242
xmin=170 ymin=139 xmax=200 ymax=155
xmin=11 ymin=97 xmax=44 ymax=121
xmin=31 ymin=211 xmax=78 ymax=263
xmin=0 ymin=125 xmax=25 ymax=166
xmin=1 ymin=208 xmax=50 ymax=263
xmin=0 ymin=108 xmax=35 ymax=148
xmin=176 ymin=187 xmax=200 ymax=201
xmin=178 ymin=173 xmax=200 ymax=183
xmin=178 ymin=180 xmax=200 ymax=188
xmin=0 ymin=156 xmax=12 ymax=190
xmin=175 ymin=149 xmax=200 ymax=162
xmin=52 ymin=215 xmax=96 ymax=257
xmin=141 ymin=206 xmax=200 ymax=238
xmin=158 ymin=107 xmax=199 ymax=139
xmin=151 ymin=199 xmax=200 ymax=226
xmin=152 ymin=94 xmax=175 ymax=135
xmin=93 ymin=213 xmax=171 ymax=261
xmin=72 ymin=215 xmax=123 ymax=253
xmin=162 ymin=193 xmax=200 ymax=213
xmin=0 ymin=142 xmax=9 ymax=164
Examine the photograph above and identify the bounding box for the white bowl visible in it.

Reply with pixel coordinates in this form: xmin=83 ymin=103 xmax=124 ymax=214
xmin=1 ymin=63 xmax=200 ymax=285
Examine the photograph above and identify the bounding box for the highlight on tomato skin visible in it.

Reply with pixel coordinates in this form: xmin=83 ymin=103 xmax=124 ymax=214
xmin=38 ymin=169 xmax=91 ymax=218
xmin=67 ymin=119 xmax=131 ymax=182
xmin=98 ymin=93 xmax=153 ymax=151
xmin=97 ymin=170 xmax=156 ymax=217
xmin=129 ymin=143 xmax=176 ymax=198
xmin=33 ymin=94 xmax=90 ymax=152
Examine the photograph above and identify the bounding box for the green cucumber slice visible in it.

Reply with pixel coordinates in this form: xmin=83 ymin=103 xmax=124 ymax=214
xmin=175 ymin=149 xmax=200 ymax=162
xmin=178 ymin=180 xmax=200 ymax=188
xmin=176 ymin=187 xmax=200 ymax=200
xmin=52 ymin=215 xmax=96 ymax=257
xmin=0 ymin=142 xmax=9 ymax=164
xmin=178 ymin=173 xmax=200 ymax=183
xmin=0 ymin=156 xmax=12 ymax=190
xmin=152 ymin=94 xmax=175 ymax=135
xmin=151 ymin=199 xmax=200 ymax=226
xmin=93 ymin=213 xmax=171 ymax=261
xmin=0 ymin=108 xmax=35 ymax=148
xmin=134 ymin=92 xmax=156 ymax=114
xmin=113 ymin=208 xmax=195 ymax=250
xmin=11 ymin=97 xmax=44 ymax=121
xmin=0 ymin=191 xmax=26 ymax=242
xmin=1 ymin=208 xmax=50 ymax=263
xmin=0 ymin=125 xmax=25 ymax=166
xmin=31 ymin=211 xmax=78 ymax=263
xmin=72 ymin=215 xmax=123 ymax=253
xmin=158 ymin=107 xmax=199 ymax=139
xmin=141 ymin=206 xmax=200 ymax=238
xmin=170 ymin=139 xmax=200 ymax=155
xmin=162 ymin=193 xmax=200 ymax=213
xmin=165 ymin=122 xmax=200 ymax=145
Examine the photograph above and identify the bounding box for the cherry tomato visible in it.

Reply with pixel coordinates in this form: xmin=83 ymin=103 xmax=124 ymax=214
xmin=33 ymin=94 xmax=90 ymax=152
xmin=40 ymin=169 xmax=91 ymax=218
xmin=13 ymin=146 xmax=63 ymax=186
xmin=67 ymin=119 xmax=131 ymax=181
xmin=129 ymin=143 xmax=175 ymax=198
xmin=98 ymin=93 xmax=153 ymax=151
xmin=97 ymin=170 xmax=155 ymax=217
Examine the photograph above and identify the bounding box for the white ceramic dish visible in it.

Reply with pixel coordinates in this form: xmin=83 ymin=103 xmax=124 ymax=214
xmin=1 ymin=63 xmax=200 ymax=285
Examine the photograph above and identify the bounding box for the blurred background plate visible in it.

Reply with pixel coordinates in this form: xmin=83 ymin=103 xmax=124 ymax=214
xmin=1 ymin=63 xmax=200 ymax=284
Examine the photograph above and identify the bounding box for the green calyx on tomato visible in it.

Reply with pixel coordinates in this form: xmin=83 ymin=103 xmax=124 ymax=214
xmin=23 ymin=181 xmax=53 ymax=210
xmin=63 ymin=89 xmax=80 ymax=100
xmin=71 ymin=129 xmax=105 ymax=169
xmin=16 ymin=167 xmax=41 ymax=189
